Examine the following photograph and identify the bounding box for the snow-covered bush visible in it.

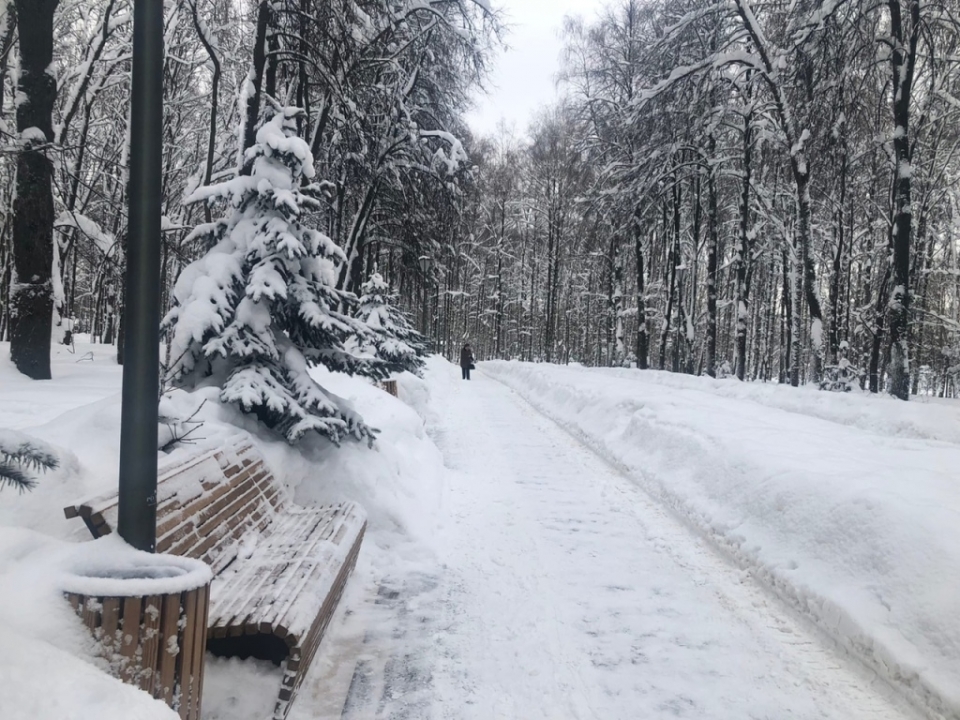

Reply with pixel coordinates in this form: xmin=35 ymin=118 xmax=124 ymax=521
xmin=716 ymin=360 xmax=734 ymax=379
xmin=0 ymin=430 xmax=59 ymax=492
xmin=819 ymin=361 xmax=859 ymax=393
xmin=819 ymin=342 xmax=860 ymax=392
xmin=163 ymin=109 xmax=378 ymax=445
xmin=356 ymin=273 xmax=426 ymax=377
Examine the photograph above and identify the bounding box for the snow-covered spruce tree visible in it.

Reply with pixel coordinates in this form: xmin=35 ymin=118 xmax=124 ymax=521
xmin=163 ymin=109 xmax=380 ymax=445
xmin=356 ymin=272 xmax=427 ymax=377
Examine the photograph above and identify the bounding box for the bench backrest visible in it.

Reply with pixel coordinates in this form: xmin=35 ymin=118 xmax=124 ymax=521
xmin=65 ymin=437 xmax=288 ymax=574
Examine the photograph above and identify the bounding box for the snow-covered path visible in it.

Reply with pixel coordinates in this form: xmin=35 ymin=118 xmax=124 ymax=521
xmin=321 ymin=363 xmax=920 ymax=719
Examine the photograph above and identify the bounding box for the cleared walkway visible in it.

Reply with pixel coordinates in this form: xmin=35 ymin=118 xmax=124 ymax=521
xmin=304 ymin=363 xmax=921 ymax=719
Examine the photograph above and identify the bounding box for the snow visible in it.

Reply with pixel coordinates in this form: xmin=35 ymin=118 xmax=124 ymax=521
xmin=170 ymin=110 xmax=375 ymax=445
xmin=54 ymin=212 xmax=116 ymax=257
xmin=811 ymin=315 xmax=823 ymax=350
xmin=20 ymin=126 xmax=49 ymax=144
xmin=297 ymin=359 xmax=920 ymax=719
xmin=1 ymin=621 xmax=177 ymax=720
xmin=0 ymin=339 xmax=949 ymax=719
xmin=0 ymin=339 xmax=444 ymax=720
xmin=201 ymin=656 xmax=281 ymax=720
xmin=59 ymin=535 xmax=212 ymax=598
xmin=483 ymin=360 xmax=960 ymax=718
xmin=0 ymin=528 xmax=179 ymax=720
xmin=0 ymin=342 xmax=124 ymax=537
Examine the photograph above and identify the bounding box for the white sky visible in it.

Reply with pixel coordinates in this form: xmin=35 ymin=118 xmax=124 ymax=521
xmin=466 ymin=0 xmax=606 ymax=138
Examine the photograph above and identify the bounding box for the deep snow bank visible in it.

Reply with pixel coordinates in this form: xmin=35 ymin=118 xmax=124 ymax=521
xmin=484 ymin=360 xmax=960 ymax=719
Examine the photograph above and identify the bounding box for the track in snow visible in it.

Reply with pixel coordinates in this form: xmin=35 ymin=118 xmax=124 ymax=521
xmin=308 ymin=364 xmax=923 ymax=719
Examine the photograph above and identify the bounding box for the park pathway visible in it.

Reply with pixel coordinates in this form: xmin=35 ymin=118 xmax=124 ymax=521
xmin=298 ymin=362 xmax=920 ymax=720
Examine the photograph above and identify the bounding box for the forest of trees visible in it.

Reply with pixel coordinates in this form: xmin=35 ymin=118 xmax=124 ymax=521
xmin=0 ymin=0 xmax=494 ymax=373
xmin=446 ymin=0 xmax=960 ymax=399
xmin=3 ymin=0 xmax=960 ymax=411
xmin=449 ymin=0 xmax=960 ymax=398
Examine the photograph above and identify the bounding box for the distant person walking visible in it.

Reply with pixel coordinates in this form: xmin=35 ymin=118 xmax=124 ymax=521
xmin=460 ymin=343 xmax=475 ymax=380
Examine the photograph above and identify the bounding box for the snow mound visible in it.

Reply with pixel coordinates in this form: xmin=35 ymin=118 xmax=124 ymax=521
xmin=289 ymin=365 xmax=444 ymax=549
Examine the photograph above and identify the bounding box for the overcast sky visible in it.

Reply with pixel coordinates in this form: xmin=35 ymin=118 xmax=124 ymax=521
xmin=466 ymin=0 xmax=606 ymax=138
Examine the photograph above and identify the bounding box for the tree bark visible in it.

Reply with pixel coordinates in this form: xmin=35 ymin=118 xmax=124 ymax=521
xmin=189 ymin=0 xmax=221 ymax=223
xmin=633 ymin=206 xmax=648 ymax=369
xmin=10 ymin=0 xmax=59 ymax=380
xmin=886 ymin=0 xmax=919 ymax=400
xmin=705 ymin=139 xmax=719 ymax=377
xmin=240 ymin=1 xmax=270 ymax=171
xmin=735 ymin=100 xmax=754 ymax=381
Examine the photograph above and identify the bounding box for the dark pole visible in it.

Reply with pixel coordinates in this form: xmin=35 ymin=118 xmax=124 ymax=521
xmin=421 ymin=279 xmax=428 ymax=336
xmin=117 ymin=0 xmax=164 ymax=552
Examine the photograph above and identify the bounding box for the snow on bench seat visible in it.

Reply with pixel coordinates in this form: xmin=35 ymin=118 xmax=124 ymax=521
xmin=64 ymin=436 xmax=366 ymax=720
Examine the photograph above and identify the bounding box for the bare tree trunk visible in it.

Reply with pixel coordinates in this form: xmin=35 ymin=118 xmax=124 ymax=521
xmin=705 ymin=139 xmax=719 ymax=377
xmin=735 ymin=100 xmax=753 ymax=381
xmin=241 ymin=1 xmax=270 ymax=170
xmin=781 ymin=247 xmax=795 ymax=385
xmin=887 ymin=0 xmax=919 ymax=400
xmin=658 ymin=185 xmax=680 ymax=370
xmin=612 ymin=237 xmax=625 ymax=366
xmin=189 ymin=0 xmax=221 ymax=222
xmin=633 ymin=206 xmax=649 ymax=369
xmin=828 ymin=96 xmax=848 ymax=364
xmin=10 ymin=0 xmax=59 ymax=380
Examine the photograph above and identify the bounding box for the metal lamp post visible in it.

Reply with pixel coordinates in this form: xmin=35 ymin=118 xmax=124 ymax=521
xmin=418 ymin=255 xmax=434 ymax=340
xmin=117 ymin=0 xmax=164 ymax=553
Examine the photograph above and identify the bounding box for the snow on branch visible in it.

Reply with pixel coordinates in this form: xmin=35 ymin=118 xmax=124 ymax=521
xmin=0 ymin=430 xmax=59 ymax=493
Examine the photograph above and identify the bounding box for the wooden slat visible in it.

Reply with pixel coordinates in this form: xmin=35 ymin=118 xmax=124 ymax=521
xmin=155 ymin=504 xmax=187 ymax=538
xmin=190 ymin=528 xmax=234 ymax=571
xmin=187 ymin=584 xmax=209 ymax=720
xmin=157 ymin=593 xmax=182 ymax=705
xmin=157 ymin=519 xmax=198 ymax=555
xmin=292 ymin=523 xmax=365 ymax=693
xmin=209 ymin=506 xmax=360 ymax=637
xmin=120 ymin=596 xmax=143 ymax=684
xmin=193 ymin=472 xmax=250 ymax=525
xmin=176 ymin=475 xmax=242 ymax=524
xmin=211 ymin=560 xmax=288 ymax=636
xmin=262 ymin=548 xmax=336 ymax=632
xmin=197 ymin=481 xmax=261 ymax=538
xmin=155 ymin=495 xmax=184 ymax=522
xmin=211 ymin=532 xmax=308 ymax=631
xmin=177 ymin=589 xmax=199 ymax=720
xmin=81 ymin=596 xmax=100 ymax=631
xmin=140 ymin=596 xmax=163 ymax=694
xmin=101 ymin=597 xmax=121 ymax=653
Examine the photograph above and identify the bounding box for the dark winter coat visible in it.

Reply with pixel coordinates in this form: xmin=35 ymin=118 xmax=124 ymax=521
xmin=460 ymin=346 xmax=474 ymax=368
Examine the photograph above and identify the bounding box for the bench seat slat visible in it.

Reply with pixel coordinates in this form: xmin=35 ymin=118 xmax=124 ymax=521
xmin=208 ymin=511 xmax=339 ymax=627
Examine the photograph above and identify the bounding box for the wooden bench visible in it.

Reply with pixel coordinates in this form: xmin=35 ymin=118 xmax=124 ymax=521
xmin=64 ymin=437 xmax=366 ymax=720
xmin=381 ymin=378 xmax=399 ymax=397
